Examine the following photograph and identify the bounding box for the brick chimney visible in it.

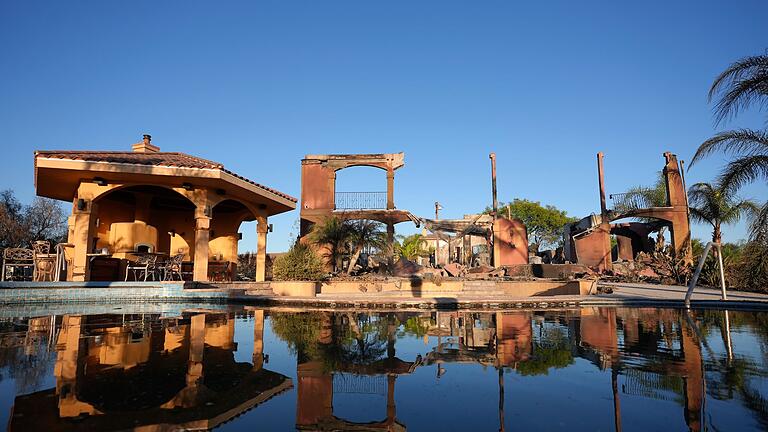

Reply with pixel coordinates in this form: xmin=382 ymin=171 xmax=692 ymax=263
xmin=132 ymin=134 xmax=160 ymax=153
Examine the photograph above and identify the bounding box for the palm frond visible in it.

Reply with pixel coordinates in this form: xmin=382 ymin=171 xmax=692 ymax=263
xmin=689 ymin=207 xmax=714 ymax=227
xmin=690 ymin=129 xmax=768 ymax=167
xmin=750 ymin=202 xmax=768 ymax=242
xmin=718 ymin=155 xmax=768 ymax=191
xmin=708 ymin=54 xmax=768 ymax=125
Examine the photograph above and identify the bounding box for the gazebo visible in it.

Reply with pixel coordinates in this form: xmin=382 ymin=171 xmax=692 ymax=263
xmin=34 ymin=135 xmax=296 ymax=282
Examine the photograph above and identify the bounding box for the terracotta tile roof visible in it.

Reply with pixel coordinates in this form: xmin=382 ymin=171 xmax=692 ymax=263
xmin=35 ymin=151 xmax=297 ymax=203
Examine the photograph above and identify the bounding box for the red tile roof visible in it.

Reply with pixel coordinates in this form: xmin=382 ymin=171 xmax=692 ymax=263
xmin=35 ymin=151 xmax=297 ymax=202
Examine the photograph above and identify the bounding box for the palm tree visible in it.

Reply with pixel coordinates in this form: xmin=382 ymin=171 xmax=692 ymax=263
xmin=690 ymin=52 xmax=768 ymax=240
xmin=396 ymin=234 xmax=432 ymax=261
xmin=612 ymin=173 xmax=670 ymax=250
xmin=346 ymin=220 xmax=386 ymax=274
xmin=308 ymin=216 xmax=352 ymax=272
xmin=688 ymin=182 xmax=759 ymax=244
xmin=707 ymin=53 xmax=768 ymax=126
xmin=612 ymin=173 xmax=668 ymax=213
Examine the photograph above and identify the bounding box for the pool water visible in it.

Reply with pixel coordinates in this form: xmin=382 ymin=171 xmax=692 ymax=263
xmin=1 ymin=306 xmax=767 ymax=431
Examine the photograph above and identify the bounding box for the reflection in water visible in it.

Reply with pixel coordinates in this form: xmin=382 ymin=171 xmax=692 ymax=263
xmin=6 ymin=312 xmax=291 ymax=431
xmin=0 ymin=307 xmax=767 ymax=431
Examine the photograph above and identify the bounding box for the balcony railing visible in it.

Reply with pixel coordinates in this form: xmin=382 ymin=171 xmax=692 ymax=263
xmin=609 ymin=189 xmax=659 ymax=213
xmin=335 ymin=192 xmax=387 ymax=210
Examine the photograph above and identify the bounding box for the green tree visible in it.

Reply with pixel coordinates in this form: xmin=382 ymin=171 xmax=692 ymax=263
xmin=492 ymin=199 xmax=577 ymax=251
xmin=307 ymin=216 xmax=353 ymax=272
xmin=688 ymin=182 xmax=759 ymax=244
xmin=395 ymin=234 xmax=432 ymax=261
xmin=272 ymin=241 xmax=326 ymax=281
xmin=346 ymin=220 xmax=386 ymax=274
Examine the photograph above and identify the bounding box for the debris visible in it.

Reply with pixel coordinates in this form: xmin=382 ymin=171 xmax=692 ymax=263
xmin=443 ymin=263 xmax=466 ymax=277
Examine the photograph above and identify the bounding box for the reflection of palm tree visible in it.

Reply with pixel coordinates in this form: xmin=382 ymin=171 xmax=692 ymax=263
xmin=688 ymin=311 xmax=768 ymax=429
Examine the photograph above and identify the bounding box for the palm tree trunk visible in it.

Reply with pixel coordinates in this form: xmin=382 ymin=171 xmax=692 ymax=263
xmin=713 ymin=224 xmax=722 ymax=244
xmin=347 ymin=245 xmax=363 ymax=274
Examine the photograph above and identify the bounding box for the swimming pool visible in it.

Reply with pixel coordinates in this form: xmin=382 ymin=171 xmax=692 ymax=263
xmin=1 ymin=306 xmax=766 ymax=431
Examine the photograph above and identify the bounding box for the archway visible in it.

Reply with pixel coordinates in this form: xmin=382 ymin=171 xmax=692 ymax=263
xmin=93 ymin=185 xmax=197 ymax=259
xmin=334 ymin=165 xmax=389 ymax=211
xmin=209 ymin=199 xmax=256 ymax=280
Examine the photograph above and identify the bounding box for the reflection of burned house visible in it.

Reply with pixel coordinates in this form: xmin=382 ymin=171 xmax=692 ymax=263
xmin=295 ymin=313 xmax=415 ymax=431
xmin=10 ymin=311 xmax=291 ymax=431
xmin=564 ymin=152 xmax=692 ymax=271
xmin=422 ymin=312 xmax=499 ymax=366
xmin=574 ymin=308 xmax=704 ymax=432
xmin=419 ymin=312 xmax=532 ymax=368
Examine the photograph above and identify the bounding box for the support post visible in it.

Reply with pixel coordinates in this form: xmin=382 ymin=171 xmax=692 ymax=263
xmin=597 ymin=152 xmax=607 ymax=215
xmin=69 ymin=201 xmax=97 ymax=282
xmin=490 ymin=152 xmax=498 ymax=216
xmin=188 ymin=314 xmax=205 ymax=387
xmin=256 ymin=215 xmax=268 ymax=282
xmin=386 ymin=222 xmax=395 ymax=270
xmin=193 ymin=216 xmax=211 ymax=281
xmin=253 ymin=309 xmax=264 ymax=370
xmin=386 ymin=167 xmax=395 ymax=209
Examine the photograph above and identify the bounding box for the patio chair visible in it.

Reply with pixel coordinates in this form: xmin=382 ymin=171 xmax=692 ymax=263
xmin=125 ymin=254 xmax=159 ymax=281
xmin=2 ymin=248 xmax=34 ymax=281
xmin=32 ymin=241 xmax=56 ymax=282
xmin=162 ymin=253 xmax=185 ymax=281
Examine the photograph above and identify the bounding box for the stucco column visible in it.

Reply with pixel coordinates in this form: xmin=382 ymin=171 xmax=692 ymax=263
xmin=386 ymin=167 xmax=395 ymax=209
xmin=256 ymin=216 xmax=268 ymax=282
xmin=193 ymin=216 xmax=211 ymax=281
xmin=386 ymin=222 xmax=395 ymax=271
xmin=188 ymin=314 xmax=205 ymax=386
xmin=386 ymin=375 xmax=396 ymax=423
xmin=70 ymin=201 xmax=97 ymax=282
xmin=253 ymin=309 xmax=264 ymax=370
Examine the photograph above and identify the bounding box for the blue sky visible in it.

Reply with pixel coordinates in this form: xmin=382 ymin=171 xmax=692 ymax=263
xmin=1 ymin=1 xmax=766 ymax=252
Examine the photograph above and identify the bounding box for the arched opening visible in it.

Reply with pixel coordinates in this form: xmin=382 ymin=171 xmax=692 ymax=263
xmin=609 ymin=217 xmax=670 ymax=261
xmin=334 ymin=166 xmax=389 ymax=210
xmin=94 ymin=185 xmax=196 ymax=259
xmin=210 ymin=199 xmax=255 ymax=280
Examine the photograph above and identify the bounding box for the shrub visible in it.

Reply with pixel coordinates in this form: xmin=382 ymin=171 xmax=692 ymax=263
xmin=272 ymin=242 xmax=326 ymax=281
xmin=734 ymin=238 xmax=768 ymax=293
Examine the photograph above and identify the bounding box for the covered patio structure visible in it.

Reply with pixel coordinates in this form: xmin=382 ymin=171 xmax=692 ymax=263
xmin=34 ymin=135 xmax=296 ymax=282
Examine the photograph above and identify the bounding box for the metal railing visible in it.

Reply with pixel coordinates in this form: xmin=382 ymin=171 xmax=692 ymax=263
xmin=335 ymin=192 xmax=387 ymax=210
xmin=684 ymin=241 xmax=727 ymax=308
xmin=609 ymin=190 xmax=651 ymax=213
xmin=333 ymin=373 xmax=387 ymax=395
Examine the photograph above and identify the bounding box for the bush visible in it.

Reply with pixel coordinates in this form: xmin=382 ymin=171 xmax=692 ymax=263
xmin=734 ymin=238 xmax=768 ymax=293
xmin=272 ymin=242 xmax=326 ymax=281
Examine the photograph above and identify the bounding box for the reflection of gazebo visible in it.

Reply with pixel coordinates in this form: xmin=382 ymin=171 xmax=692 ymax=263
xmin=34 ymin=135 xmax=296 ymax=281
xmin=10 ymin=311 xmax=292 ymax=431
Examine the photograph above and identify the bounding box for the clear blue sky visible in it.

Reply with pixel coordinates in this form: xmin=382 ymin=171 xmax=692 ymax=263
xmin=1 ymin=0 xmax=766 ymax=252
